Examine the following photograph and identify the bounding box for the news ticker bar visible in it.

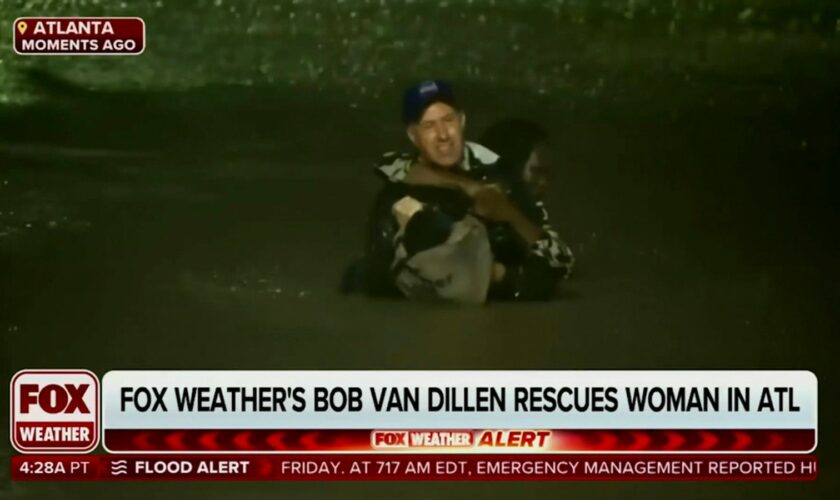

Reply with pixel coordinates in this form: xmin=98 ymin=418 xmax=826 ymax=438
xmin=101 ymin=429 xmax=815 ymax=453
xmin=11 ymin=454 xmax=817 ymax=481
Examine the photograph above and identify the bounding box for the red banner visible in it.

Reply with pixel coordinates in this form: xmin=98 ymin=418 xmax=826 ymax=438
xmin=11 ymin=454 xmax=817 ymax=481
xmin=13 ymin=17 xmax=145 ymax=55
xmin=102 ymin=429 xmax=815 ymax=453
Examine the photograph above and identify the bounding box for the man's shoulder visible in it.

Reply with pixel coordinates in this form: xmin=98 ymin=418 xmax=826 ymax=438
xmin=465 ymin=141 xmax=499 ymax=169
xmin=463 ymin=141 xmax=503 ymax=183
xmin=374 ymin=151 xmax=415 ymax=182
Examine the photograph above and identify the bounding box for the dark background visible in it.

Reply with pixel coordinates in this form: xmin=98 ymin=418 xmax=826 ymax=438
xmin=0 ymin=0 xmax=838 ymax=498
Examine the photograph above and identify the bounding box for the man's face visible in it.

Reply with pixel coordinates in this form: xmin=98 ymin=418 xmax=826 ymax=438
xmin=407 ymin=102 xmax=465 ymax=169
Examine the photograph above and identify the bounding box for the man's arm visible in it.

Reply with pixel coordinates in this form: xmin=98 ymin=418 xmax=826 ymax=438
xmin=362 ymin=184 xmax=406 ymax=297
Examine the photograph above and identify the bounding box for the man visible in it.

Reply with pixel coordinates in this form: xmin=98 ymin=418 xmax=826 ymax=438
xmin=351 ymin=80 xmax=572 ymax=301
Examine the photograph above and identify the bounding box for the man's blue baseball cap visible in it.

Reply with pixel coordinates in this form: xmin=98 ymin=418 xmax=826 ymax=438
xmin=402 ymin=80 xmax=459 ymax=124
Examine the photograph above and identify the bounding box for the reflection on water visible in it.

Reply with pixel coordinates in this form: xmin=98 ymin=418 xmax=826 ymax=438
xmin=0 ymin=178 xmax=91 ymax=247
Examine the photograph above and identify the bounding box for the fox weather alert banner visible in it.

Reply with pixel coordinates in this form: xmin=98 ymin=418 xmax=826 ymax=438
xmin=10 ymin=370 xmax=818 ymax=481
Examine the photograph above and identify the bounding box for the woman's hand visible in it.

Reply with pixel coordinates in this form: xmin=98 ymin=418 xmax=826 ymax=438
xmin=473 ymin=188 xmax=544 ymax=244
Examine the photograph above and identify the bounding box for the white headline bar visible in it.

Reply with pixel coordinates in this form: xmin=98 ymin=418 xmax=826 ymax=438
xmin=101 ymin=371 xmax=817 ymax=430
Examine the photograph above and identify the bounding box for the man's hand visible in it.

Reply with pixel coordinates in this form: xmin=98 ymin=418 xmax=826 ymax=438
xmin=492 ymin=262 xmax=507 ymax=283
xmin=392 ymin=196 xmax=424 ymax=228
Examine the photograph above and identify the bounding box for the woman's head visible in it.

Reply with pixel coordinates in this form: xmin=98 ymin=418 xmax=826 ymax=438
xmin=479 ymin=118 xmax=549 ymax=197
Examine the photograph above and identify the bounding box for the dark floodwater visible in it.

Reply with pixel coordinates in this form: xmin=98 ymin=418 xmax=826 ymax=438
xmin=1 ymin=1 xmax=839 ymax=498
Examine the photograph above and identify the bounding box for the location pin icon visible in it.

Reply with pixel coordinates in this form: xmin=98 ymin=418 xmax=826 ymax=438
xmin=17 ymin=21 xmax=27 ymax=35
